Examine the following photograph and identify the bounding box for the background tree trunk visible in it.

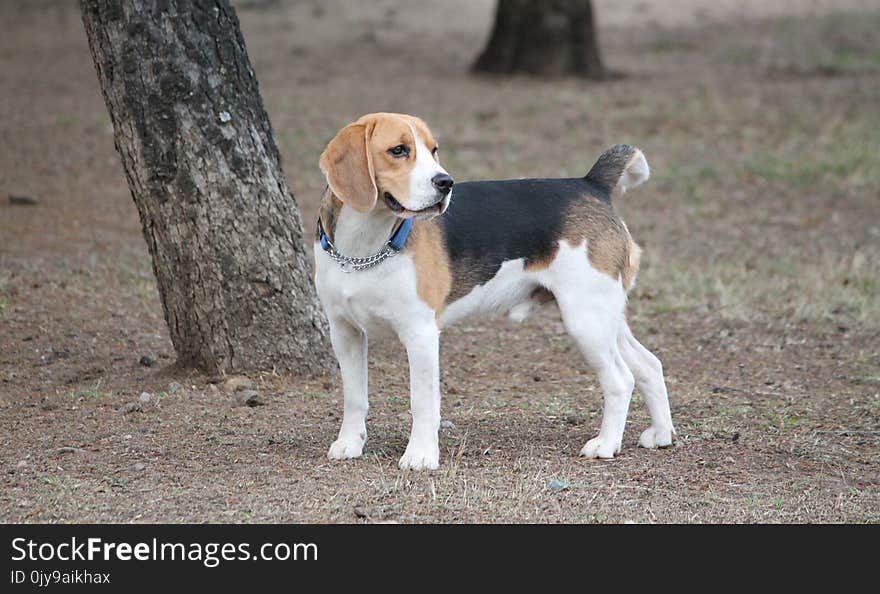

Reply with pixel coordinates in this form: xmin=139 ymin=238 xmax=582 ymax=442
xmin=473 ymin=0 xmax=606 ymax=78
xmin=80 ymin=0 xmax=332 ymax=375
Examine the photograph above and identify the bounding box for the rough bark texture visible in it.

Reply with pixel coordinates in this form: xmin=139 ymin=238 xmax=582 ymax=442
xmin=473 ymin=0 xmax=606 ymax=78
xmin=80 ymin=0 xmax=332 ymax=374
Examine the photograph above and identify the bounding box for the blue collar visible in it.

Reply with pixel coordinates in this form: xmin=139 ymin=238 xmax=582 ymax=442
xmin=388 ymin=218 xmax=414 ymax=251
xmin=318 ymin=217 xmax=413 ymax=253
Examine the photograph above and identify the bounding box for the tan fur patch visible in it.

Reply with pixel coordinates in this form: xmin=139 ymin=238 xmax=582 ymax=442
xmin=316 ymin=187 xmax=342 ymax=243
xmin=313 ymin=188 xmax=342 ymax=280
xmin=319 ymin=121 xmax=377 ymax=212
xmin=561 ymin=194 xmax=636 ymax=288
xmin=406 ymin=219 xmax=452 ymax=324
xmin=622 ymin=223 xmax=642 ymax=289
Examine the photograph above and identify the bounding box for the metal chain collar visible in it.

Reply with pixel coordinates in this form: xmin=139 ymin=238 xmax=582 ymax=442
xmin=323 ymin=237 xmax=398 ymax=273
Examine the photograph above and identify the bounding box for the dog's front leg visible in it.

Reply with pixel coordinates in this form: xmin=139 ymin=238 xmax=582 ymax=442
xmin=398 ymin=322 xmax=441 ymax=471
xmin=327 ymin=317 xmax=369 ymax=460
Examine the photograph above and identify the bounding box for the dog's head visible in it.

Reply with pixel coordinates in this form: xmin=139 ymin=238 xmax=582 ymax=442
xmin=319 ymin=113 xmax=453 ymax=219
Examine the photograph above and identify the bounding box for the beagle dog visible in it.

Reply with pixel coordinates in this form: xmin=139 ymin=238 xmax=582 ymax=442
xmin=315 ymin=112 xmax=675 ymax=470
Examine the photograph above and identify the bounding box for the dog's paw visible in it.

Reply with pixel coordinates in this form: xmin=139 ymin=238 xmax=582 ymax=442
xmin=398 ymin=445 xmax=439 ymax=471
xmin=327 ymin=434 xmax=366 ymax=460
xmin=579 ymin=435 xmax=621 ymax=459
xmin=638 ymin=425 xmax=676 ymax=449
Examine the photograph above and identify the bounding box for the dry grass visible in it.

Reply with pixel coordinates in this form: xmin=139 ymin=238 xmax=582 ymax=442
xmin=0 ymin=1 xmax=878 ymax=523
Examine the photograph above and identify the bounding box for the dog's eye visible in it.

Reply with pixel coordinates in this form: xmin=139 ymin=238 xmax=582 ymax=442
xmin=432 ymin=146 xmax=439 ymax=156
xmin=388 ymin=145 xmax=409 ymax=158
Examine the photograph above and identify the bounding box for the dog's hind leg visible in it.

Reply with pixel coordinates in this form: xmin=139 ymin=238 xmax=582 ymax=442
xmin=618 ymin=323 xmax=676 ymax=449
xmin=564 ymin=310 xmax=634 ymax=458
xmin=549 ymin=262 xmax=634 ymax=458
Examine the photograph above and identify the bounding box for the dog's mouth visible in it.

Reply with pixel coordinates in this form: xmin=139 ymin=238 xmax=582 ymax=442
xmin=383 ymin=192 xmax=447 ymax=219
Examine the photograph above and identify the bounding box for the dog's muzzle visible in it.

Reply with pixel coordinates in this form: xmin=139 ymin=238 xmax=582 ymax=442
xmin=384 ymin=192 xmax=449 ymax=219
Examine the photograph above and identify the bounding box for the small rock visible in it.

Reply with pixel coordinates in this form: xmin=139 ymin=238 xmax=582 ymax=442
xmin=564 ymin=413 xmax=586 ymax=426
xmin=218 ymin=110 xmax=232 ymax=123
xmin=397 ymin=411 xmax=411 ymax=422
xmin=49 ymin=346 xmax=72 ymax=360
xmin=9 ymin=194 xmax=39 ymax=206
xmin=236 ymin=389 xmax=265 ymax=407
xmin=139 ymin=355 xmax=156 ymax=367
xmin=57 ymin=446 xmax=84 ymax=455
xmin=440 ymin=420 xmax=455 ymax=429
xmin=119 ymin=402 xmax=143 ymax=414
xmin=548 ymin=478 xmax=570 ymax=493
xmin=353 ymin=506 xmax=368 ymax=518
xmin=138 ymin=392 xmax=152 ymax=404
xmin=224 ymin=376 xmax=254 ymax=393
xmin=16 ymin=460 xmax=27 ymax=468
xmin=39 ymin=399 xmax=58 ymax=411
xmin=133 ymin=463 xmax=146 ymax=472
xmin=533 ymin=375 xmax=542 ymax=382
xmin=168 ymin=382 xmax=183 ymax=393
xmin=713 ymin=431 xmax=740 ymax=442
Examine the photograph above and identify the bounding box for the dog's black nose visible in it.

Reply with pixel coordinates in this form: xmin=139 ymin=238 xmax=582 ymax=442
xmin=432 ymin=173 xmax=454 ymax=194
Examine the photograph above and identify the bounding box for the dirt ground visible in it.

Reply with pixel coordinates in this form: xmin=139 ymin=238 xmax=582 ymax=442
xmin=1 ymin=0 xmax=878 ymax=523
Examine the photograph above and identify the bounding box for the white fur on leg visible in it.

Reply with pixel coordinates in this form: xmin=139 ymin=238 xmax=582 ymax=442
xmin=578 ymin=356 xmax=633 ymax=460
xmin=328 ymin=433 xmax=366 ymax=459
xmin=537 ymin=241 xmax=635 ymax=460
xmin=397 ymin=320 xmax=442 ymax=471
xmin=638 ymin=425 xmax=675 ymax=449
xmin=325 ymin=318 xmax=369 ymax=462
xmin=399 ymin=432 xmax=440 ymax=471
xmin=580 ymin=435 xmax=621 ymax=459
xmin=617 ymin=323 xmax=676 ymax=450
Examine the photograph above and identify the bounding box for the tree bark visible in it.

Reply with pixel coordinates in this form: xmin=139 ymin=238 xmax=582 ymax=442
xmin=473 ymin=0 xmax=606 ymax=79
xmin=80 ymin=0 xmax=332 ymax=375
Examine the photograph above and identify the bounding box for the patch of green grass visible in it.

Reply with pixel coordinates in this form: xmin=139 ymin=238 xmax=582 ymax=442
xmin=645 ymin=36 xmax=699 ymax=53
xmin=70 ymin=379 xmax=107 ymax=400
xmin=55 ymin=114 xmax=81 ymax=128
xmin=720 ymin=45 xmax=758 ymax=65
xmin=515 ymin=393 xmax=575 ymax=416
xmin=635 ymin=239 xmax=880 ymax=328
xmin=576 ymin=513 xmax=609 ymax=524
xmin=103 ymin=476 xmax=128 ymax=489
xmin=814 ymin=48 xmax=880 ymax=76
xmin=385 ymin=395 xmax=406 ymax=407
xmin=745 ymin=116 xmax=880 ymax=187
xmin=773 ymin=412 xmax=803 ymax=434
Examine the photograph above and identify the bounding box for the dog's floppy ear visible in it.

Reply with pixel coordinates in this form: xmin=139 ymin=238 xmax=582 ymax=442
xmin=319 ymin=121 xmax=377 ymax=213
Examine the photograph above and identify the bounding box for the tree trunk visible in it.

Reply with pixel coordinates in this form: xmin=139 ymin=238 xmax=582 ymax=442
xmin=473 ymin=0 xmax=606 ymax=79
xmin=80 ymin=0 xmax=332 ymax=375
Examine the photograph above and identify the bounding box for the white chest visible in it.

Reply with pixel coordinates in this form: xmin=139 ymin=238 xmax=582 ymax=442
xmin=314 ymin=244 xmax=432 ymax=336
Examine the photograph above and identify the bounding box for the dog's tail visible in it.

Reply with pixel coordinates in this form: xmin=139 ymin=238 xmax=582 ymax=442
xmin=584 ymin=144 xmax=650 ymax=198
